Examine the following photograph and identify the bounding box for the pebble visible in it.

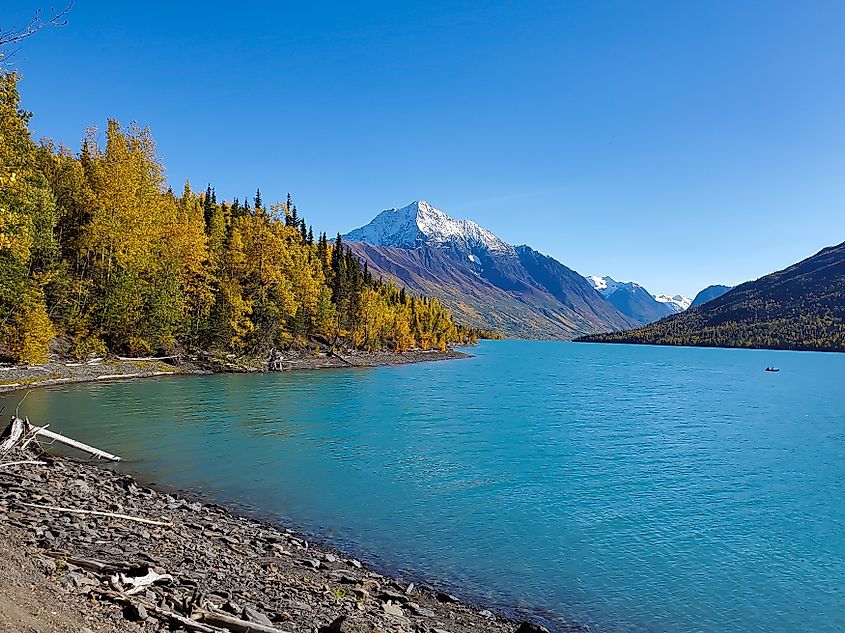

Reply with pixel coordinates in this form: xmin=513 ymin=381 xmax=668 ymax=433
xmin=0 ymin=443 xmax=544 ymax=633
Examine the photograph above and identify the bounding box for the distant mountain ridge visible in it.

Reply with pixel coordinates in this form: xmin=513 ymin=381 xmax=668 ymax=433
xmin=690 ymin=284 xmax=732 ymax=308
xmin=344 ymin=201 xmax=639 ymax=339
xmin=585 ymin=275 xmax=691 ymax=324
xmin=577 ymin=241 xmax=845 ymax=352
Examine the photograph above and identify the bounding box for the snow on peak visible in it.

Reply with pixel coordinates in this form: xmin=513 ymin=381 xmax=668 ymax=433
xmin=585 ymin=275 xmax=640 ymax=297
xmin=654 ymin=293 xmax=692 ymax=312
xmin=344 ymin=200 xmax=515 ymax=255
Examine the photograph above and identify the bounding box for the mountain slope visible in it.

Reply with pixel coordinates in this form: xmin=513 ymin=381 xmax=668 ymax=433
xmin=344 ymin=201 xmax=638 ymax=339
xmin=585 ymin=275 xmax=678 ymax=324
xmin=690 ymin=284 xmax=732 ymax=308
xmin=577 ymin=242 xmax=845 ymax=351
xmin=606 ymin=285 xmax=676 ymax=323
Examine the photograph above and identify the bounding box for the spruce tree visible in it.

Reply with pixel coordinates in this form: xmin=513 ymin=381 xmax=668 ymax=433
xmin=203 ymin=184 xmax=214 ymax=232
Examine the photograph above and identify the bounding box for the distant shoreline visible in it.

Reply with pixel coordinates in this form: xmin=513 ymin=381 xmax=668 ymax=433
xmin=0 ymin=347 xmax=472 ymax=396
xmin=573 ymin=337 xmax=845 ymax=354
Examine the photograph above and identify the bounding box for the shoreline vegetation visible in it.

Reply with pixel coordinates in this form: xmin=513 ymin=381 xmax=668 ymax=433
xmin=576 ymin=241 xmax=845 ymax=353
xmin=0 ymin=347 xmax=472 ymax=395
xmin=0 ymin=416 xmax=557 ymax=633
xmin=0 ymin=69 xmax=498 ymax=369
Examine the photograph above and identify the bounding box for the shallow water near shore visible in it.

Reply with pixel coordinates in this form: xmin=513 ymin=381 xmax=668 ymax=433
xmin=5 ymin=340 xmax=845 ymax=632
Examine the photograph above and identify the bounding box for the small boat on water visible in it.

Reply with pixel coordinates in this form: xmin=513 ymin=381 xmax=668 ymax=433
xmin=765 ymin=367 xmax=780 ymax=372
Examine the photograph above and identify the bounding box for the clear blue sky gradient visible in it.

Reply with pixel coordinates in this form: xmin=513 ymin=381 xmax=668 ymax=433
xmin=7 ymin=1 xmax=845 ymax=296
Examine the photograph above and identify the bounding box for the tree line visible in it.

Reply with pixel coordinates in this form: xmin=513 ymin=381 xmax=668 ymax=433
xmin=0 ymin=71 xmax=494 ymax=364
xmin=577 ymin=244 xmax=845 ymax=353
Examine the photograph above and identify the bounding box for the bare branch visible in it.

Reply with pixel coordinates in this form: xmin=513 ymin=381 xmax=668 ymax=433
xmin=0 ymin=2 xmax=74 ymax=50
xmin=14 ymin=390 xmax=30 ymax=418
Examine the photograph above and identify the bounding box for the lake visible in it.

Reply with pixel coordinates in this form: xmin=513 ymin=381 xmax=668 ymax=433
xmin=4 ymin=340 xmax=844 ymax=632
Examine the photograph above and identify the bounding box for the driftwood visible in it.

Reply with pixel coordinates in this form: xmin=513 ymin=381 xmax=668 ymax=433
xmin=92 ymin=588 xmax=292 ymax=633
xmin=329 ymin=350 xmax=358 ymax=367
xmin=2 ymin=414 xmax=121 ymax=461
xmin=18 ymin=502 xmax=172 ymax=526
xmin=115 ymin=568 xmax=174 ymax=595
xmin=0 ymin=459 xmax=46 ymax=468
xmin=116 ymin=355 xmax=179 ymax=362
xmin=196 ymin=609 xmax=291 ymax=633
xmin=92 ymin=589 xmax=227 ymax=633
xmin=0 ymin=416 xmax=26 ymax=453
xmin=29 ymin=424 xmax=121 ymax=461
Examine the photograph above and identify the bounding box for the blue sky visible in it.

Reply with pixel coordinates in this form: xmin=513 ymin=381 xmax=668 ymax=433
xmin=7 ymin=1 xmax=845 ymax=296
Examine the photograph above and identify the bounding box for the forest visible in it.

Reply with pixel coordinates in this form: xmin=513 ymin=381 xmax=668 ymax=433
xmin=578 ymin=241 xmax=845 ymax=352
xmin=0 ymin=70 xmax=491 ymax=364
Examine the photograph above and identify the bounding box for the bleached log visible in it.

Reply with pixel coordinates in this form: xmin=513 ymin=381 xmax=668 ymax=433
xmin=95 ymin=371 xmax=173 ymax=382
xmin=18 ymin=422 xmax=46 ymax=452
xmin=18 ymin=502 xmax=172 ymax=526
xmin=0 ymin=460 xmax=46 ymax=468
xmin=0 ymin=417 xmax=26 ymax=453
xmin=118 ymin=569 xmax=174 ymax=595
xmin=44 ymin=553 xmax=138 ymax=574
xmin=197 ymin=609 xmax=290 ymax=633
xmin=116 ymin=355 xmax=179 ymax=361
xmin=30 ymin=424 xmax=121 ymax=461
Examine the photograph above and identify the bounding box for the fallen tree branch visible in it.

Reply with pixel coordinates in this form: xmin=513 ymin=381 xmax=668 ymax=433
xmin=116 ymin=569 xmax=174 ymax=595
xmin=14 ymin=391 xmax=30 ymax=417
xmin=92 ymin=589 xmax=226 ymax=633
xmin=19 ymin=422 xmax=47 ymax=452
xmin=95 ymin=371 xmax=174 ymax=382
xmin=29 ymin=424 xmax=121 ymax=461
xmin=18 ymin=502 xmax=172 ymax=526
xmin=0 ymin=417 xmax=26 ymax=454
xmin=0 ymin=459 xmax=46 ymax=468
xmin=196 ymin=608 xmax=291 ymax=633
xmin=329 ymin=350 xmax=358 ymax=367
xmin=116 ymin=355 xmax=179 ymax=361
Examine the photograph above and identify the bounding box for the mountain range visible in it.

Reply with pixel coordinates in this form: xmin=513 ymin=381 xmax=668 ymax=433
xmin=577 ymin=241 xmax=845 ymax=352
xmin=344 ymin=201 xmax=640 ymax=339
xmin=584 ymin=275 xmax=691 ymax=324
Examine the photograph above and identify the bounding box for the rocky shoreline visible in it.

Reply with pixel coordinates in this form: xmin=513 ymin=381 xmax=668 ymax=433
xmin=0 ymin=348 xmax=472 ymax=395
xmin=0 ymin=447 xmax=553 ymax=633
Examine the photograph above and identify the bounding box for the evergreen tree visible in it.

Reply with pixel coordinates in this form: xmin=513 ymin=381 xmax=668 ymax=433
xmin=203 ymin=184 xmax=213 ymax=230
xmin=0 ymin=69 xmax=485 ymax=362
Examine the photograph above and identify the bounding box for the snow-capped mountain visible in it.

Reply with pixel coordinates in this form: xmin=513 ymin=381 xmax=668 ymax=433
xmin=343 ymin=202 xmax=640 ymax=339
xmin=344 ymin=200 xmax=515 ymax=255
xmin=654 ymin=293 xmax=692 ymax=313
xmin=585 ymin=275 xmax=684 ymax=324
xmin=585 ymin=275 xmax=641 ymax=298
xmin=587 ymin=276 xmax=691 ymax=315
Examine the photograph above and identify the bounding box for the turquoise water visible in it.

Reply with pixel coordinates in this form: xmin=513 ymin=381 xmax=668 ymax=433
xmin=5 ymin=341 xmax=845 ymax=632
